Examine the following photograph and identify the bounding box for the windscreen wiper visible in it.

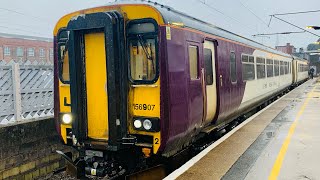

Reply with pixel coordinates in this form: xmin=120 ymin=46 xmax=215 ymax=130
xmin=137 ymin=34 xmax=152 ymax=60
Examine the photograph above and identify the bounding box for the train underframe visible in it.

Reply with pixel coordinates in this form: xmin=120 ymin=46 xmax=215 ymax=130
xmin=58 ymin=145 xmax=165 ymax=179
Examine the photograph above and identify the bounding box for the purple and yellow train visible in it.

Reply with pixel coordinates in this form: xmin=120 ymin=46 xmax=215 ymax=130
xmin=53 ymin=2 xmax=309 ymax=178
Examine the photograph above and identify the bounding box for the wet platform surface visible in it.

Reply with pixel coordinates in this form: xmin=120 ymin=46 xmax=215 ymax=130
xmin=175 ymin=79 xmax=320 ymax=180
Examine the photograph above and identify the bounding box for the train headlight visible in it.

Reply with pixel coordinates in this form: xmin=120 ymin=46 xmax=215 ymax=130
xmin=143 ymin=119 xmax=152 ymax=130
xmin=62 ymin=114 xmax=72 ymax=124
xmin=133 ymin=117 xmax=160 ymax=132
xmin=134 ymin=119 xmax=142 ymax=129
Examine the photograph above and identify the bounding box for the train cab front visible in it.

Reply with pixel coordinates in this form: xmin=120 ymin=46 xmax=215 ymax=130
xmin=53 ymin=5 xmax=163 ymax=178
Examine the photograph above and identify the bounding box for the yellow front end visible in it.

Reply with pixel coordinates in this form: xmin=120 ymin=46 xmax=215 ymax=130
xmin=54 ymin=4 xmax=163 ymax=155
xmin=129 ymin=80 xmax=161 ymax=154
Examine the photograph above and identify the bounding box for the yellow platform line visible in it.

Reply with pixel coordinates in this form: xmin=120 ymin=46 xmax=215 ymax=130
xmin=269 ymin=84 xmax=317 ymax=180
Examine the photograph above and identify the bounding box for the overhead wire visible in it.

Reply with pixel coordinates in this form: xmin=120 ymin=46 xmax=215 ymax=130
xmin=195 ymin=0 xmax=294 ymax=46
xmin=196 ymin=0 xmax=259 ymax=34
xmin=0 ymin=25 xmax=50 ymax=37
xmin=236 ymin=0 xmax=296 ymax=45
xmin=253 ymin=31 xmax=307 ymax=36
xmin=238 ymin=0 xmax=269 ymax=27
xmin=0 ymin=7 xmax=52 ymax=37
xmin=237 ymin=0 xmax=276 ymax=44
xmin=271 ymin=15 xmax=320 ymax=38
xmin=272 ymin=9 xmax=320 ymax=16
xmin=267 ymin=9 xmax=320 ymax=47
xmin=268 ymin=9 xmax=320 ymax=35
xmin=0 ymin=19 xmax=50 ymax=32
xmin=0 ymin=7 xmax=50 ymax=25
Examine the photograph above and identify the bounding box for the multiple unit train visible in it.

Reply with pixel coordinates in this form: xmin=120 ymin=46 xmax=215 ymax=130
xmin=53 ymin=2 xmax=309 ymax=178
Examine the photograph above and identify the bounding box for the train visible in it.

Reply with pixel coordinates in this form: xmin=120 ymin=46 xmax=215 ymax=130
xmin=53 ymin=1 xmax=309 ymax=178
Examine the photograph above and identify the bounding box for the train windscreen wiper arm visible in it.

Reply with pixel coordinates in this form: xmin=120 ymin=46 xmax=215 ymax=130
xmin=137 ymin=34 xmax=153 ymax=60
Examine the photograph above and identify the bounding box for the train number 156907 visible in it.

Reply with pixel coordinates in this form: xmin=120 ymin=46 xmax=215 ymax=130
xmin=133 ymin=104 xmax=155 ymax=111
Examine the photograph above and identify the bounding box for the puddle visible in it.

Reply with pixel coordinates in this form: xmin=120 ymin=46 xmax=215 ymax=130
xmin=266 ymin=131 xmax=274 ymax=138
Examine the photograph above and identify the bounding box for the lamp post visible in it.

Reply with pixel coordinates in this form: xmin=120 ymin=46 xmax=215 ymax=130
xmin=306 ymin=26 xmax=320 ymax=30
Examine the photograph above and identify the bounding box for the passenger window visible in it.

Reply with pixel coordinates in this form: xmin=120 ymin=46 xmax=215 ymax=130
xmin=230 ymin=52 xmax=237 ymax=83
xmin=267 ymin=59 xmax=273 ymax=77
xmin=256 ymin=57 xmax=266 ymax=79
xmin=280 ymin=61 xmax=285 ymax=75
xmin=242 ymin=55 xmax=255 ymax=81
xmin=289 ymin=62 xmax=291 ymax=73
xmin=284 ymin=62 xmax=289 ymax=74
xmin=204 ymin=48 xmax=213 ymax=85
xmin=274 ymin=60 xmax=279 ymax=76
xmin=189 ymin=45 xmax=199 ymax=79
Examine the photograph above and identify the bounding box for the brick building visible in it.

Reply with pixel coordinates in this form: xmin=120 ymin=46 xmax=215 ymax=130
xmin=0 ymin=33 xmax=53 ymax=63
xmin=275 ymin=43 xmax=296 ymax=55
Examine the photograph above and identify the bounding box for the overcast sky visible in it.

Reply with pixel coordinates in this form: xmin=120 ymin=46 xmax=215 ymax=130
xmin=0 ymin=0 xmax=319 ymax=49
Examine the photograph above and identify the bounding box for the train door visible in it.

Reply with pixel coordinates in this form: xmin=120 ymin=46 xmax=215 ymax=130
xmin=84 ymin=33 xmax=108 ymax=140
xmin=67 ymin=12 xmax=127 ymax=149
xmin=187 ymin=42 xmax=204 ymax=128
xmin=203 ymin=40 xmax=217 ymax=125
xmin=293 ymin=60 xmax=298 ymax=83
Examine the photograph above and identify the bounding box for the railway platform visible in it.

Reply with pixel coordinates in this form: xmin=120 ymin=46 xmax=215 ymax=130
xmin=165 ymin=78 xmax=320 ymax=180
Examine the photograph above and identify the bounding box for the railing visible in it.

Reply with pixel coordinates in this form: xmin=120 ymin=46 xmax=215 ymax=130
xmin=0 ymin=60 xmax=53 ymax=124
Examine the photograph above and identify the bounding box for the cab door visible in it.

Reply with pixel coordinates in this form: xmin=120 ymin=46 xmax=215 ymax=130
xmin=203 ymin=40 xmax=217 ymax=125
xmin=67 ymin=12 xmax=127 ymax=149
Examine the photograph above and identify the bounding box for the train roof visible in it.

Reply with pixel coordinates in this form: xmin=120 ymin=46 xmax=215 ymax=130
xmin=108 ymin=1 xmax=292 ymax=58
xmin=292 ymin=55 xmax=309 ymax=62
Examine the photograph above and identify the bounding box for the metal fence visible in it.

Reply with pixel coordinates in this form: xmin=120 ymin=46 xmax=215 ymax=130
xmin=0 ymin=60 xmax=54 ymax=124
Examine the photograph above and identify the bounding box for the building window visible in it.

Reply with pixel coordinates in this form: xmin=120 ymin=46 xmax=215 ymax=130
xmin=4 ymin=46 xmax=10 ymax=56
xmin=274 ymin=60 xmax=280 ymax=76
xmin=204 ymin=48 xmax=213 ymax=85
xmin=267 ymin=59 xmax=274 ymax=77
xmin=230 ymin=52 xmax=237 ymax=83
xmin=28 ymin=48 xmax=35 ymax=57
xmin=50 ymin=48 xmax=53 ymax=60
xmin=242 ymin=54 xmax=255 ymax=81
xmin=39 ymin=48 xmax=46 ymax=57
xmin=16 ymin=47 xmax=24 ymax=57
xmin=188 ymin=45 xmax=199 ymax=79
xmin=256 ymin=57 xmax=266 ymax=79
